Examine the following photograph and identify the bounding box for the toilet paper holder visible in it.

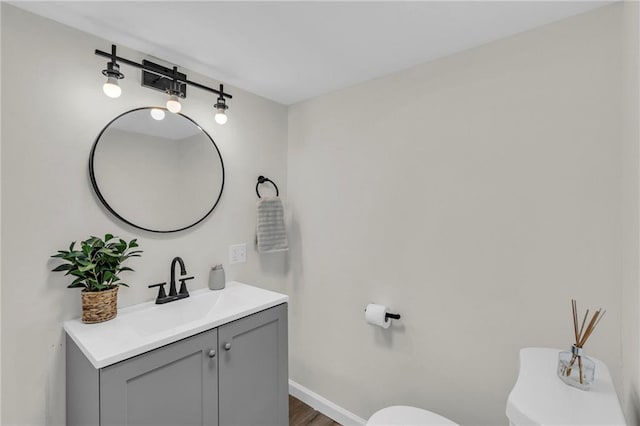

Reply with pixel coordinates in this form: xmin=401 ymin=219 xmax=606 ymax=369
xmin=364 ymin=307 xmax=401 ymax=320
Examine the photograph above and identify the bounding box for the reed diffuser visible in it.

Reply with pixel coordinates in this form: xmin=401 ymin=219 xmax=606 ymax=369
xmin=557 ymin=299 xmax=605 ymax=390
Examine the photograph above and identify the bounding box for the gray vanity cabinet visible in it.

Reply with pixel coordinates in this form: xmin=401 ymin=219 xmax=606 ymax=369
xmin=66 ymin=303 xmax=288 ymax=426
xmin=218 ymin=303 xmax=288 ymax=426
xmin=100 ymin=328 xmax=218 ymax=426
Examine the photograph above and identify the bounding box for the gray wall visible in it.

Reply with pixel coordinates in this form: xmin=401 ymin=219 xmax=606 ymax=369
xmin=621 ymin=1 xmax=640 ymax=424
xmin=286 ymin=5 xmax=628 ymax=424
xmin=1 ymin=5 xmax=288 ymax=425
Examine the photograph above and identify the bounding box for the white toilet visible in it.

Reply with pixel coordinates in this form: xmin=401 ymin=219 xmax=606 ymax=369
xmin=367 ymin=405 xmax=458 ymax=426
xmin=506 ymin=347 xmax=625 ymax=425
xmin=368 ymin=347 xmax=625 ymax=426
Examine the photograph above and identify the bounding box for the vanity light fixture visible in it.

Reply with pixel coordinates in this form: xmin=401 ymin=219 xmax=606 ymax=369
xmin=101 ymin=45 xmax=124 ymax=98
xmin=95 ymin=44 xmax=232 ymax=123
xmin=166 ymin=94 xmax=181 ymax=113
xmin=214 ymin=85 xmax=229 ymax=125
xmin=166 ymin=69 xmax=183 ymax=113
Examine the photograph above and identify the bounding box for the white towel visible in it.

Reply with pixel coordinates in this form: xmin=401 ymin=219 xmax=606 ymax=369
xmin=256 ymin=197 xmax=289 ymax=253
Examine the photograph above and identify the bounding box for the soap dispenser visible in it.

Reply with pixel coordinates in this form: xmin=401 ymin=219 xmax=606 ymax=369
xmin=208 ymin=264 xmax=225 ymax=290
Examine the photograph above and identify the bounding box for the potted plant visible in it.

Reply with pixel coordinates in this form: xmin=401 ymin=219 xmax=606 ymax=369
xmin=51 ymin=234 xmax=142 ymax=323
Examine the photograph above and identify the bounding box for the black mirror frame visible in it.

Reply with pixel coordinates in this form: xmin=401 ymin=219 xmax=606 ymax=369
xmin=89 ymin=107 xmax=225 ymax=233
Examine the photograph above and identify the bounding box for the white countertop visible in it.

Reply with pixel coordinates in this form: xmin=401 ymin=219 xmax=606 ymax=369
xmin=506 ymin=347 xmax=625 ymax=425
xmin=64 ymin=281 xmax=288 ymax=369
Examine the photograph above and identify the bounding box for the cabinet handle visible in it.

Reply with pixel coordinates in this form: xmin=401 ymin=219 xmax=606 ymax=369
xmin=208 ymin=349 xmax=216 ymax=358
xmin=224 ymin=342 xmax=232 ymax=351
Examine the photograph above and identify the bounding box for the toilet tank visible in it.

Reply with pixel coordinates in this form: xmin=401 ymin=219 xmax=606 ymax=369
xmin=506 ymin=348 xmax=625 ymax=425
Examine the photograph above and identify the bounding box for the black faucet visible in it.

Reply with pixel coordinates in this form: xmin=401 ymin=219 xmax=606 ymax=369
xmin=169 ymin=256 xmax=186 ymax=297
xmin=148 ymin=257 xmax=195 ymax=304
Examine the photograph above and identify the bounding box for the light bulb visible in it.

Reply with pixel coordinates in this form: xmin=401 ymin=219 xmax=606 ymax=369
xmin=150 ymin=108 xmax=166 ymax=121
xmin=215 ymin=109 xmax=228 ymax=125
xmin=103 ymin=76 xmax=121 ymax=98
xmin=166 ymin=95 xmax=181 ymax=113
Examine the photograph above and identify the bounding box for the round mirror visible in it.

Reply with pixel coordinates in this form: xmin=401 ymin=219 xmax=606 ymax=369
xmin=89 ymin=107 xmax=224 ymax=233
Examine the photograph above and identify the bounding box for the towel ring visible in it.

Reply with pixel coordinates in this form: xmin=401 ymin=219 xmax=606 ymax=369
xmin=256 ymin=176 xmax=279 ymax=198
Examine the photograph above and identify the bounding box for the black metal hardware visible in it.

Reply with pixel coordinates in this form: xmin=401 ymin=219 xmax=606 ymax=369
xmin=179 ymin=276 xmax=195 ymax=296
xmin=148 ymin=282 xmax=177 ymax=304
xmin=148 ymin=258 xmax=194 ymax=304
xmin=102 ymin=44 xmax=124 ymax=80
xmin=168 ymin=66 xmax=181 ymax=97
xmin=142 ymin=60 xmax=187 ymax=97
xmin=214 ymin=84 xmax=229 ymax=112
xmin=363 ymin=306 xmax=402 ymax=322
xmin=95 ymin=45 xmax=232 ymax=99
xmin=169 ymin=257 xmax=187 ymax=298
xmin=256 ymin=176 xmax=279 ymax=198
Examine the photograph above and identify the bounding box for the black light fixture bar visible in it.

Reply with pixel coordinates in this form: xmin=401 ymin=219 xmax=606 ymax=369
xmin=95 ymin=46 xmax=233 ymax=99
xmin=142 ymin=60 xmax=187 ymax=97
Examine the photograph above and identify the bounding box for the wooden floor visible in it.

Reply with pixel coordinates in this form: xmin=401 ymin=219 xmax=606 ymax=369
xmin=290 ymin=395 xmax=342 ymax=426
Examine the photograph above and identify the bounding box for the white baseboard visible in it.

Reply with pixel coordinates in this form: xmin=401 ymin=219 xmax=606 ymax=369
xmin=289 ymin=380 xmax=367 ymax=426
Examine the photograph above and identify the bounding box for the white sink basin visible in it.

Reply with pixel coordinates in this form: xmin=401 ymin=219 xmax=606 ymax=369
xmin=126 ymin=291 xmax=221 ymax=336
xmin=64 ymin=281 xmax=288 ymax=368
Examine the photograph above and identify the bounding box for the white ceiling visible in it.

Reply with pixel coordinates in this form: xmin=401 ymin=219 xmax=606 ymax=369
xmin=12 ymin=1 xmax=611 ymax=105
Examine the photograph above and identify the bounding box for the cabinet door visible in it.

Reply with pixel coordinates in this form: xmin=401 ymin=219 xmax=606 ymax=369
xmin=218 ymin=303 xmax=288 ymax=426
xmin=100 ymin=328 xmax=218 ymax=426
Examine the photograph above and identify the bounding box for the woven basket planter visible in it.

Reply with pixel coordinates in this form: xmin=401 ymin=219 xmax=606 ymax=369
xmin=81 ymin=286 xmax=118 ymax=324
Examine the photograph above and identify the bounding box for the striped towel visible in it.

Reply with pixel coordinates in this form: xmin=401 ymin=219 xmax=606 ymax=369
xmin=256 ymin=197 xmax=289 ymax=253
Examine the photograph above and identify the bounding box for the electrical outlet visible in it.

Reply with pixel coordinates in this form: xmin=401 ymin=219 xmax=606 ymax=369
xmin=229 ymin=243 xmax=247 ymax=264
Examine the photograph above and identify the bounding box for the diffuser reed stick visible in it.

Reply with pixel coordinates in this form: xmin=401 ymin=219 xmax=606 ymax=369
xmin=561 ymin=299 xmax=605 ymax=385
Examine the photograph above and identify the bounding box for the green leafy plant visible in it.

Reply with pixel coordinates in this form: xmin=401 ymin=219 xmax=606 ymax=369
xmin=51 ymin=234 xmax=142 ymax=292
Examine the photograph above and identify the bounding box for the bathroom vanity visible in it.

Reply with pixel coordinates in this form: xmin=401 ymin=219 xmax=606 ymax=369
xmin=65 ymin=282 xmax=288 ymax=426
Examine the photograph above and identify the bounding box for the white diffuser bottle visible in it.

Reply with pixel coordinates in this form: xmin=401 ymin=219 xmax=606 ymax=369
xmin=557 ymin=345 xmax=595 ymax=390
